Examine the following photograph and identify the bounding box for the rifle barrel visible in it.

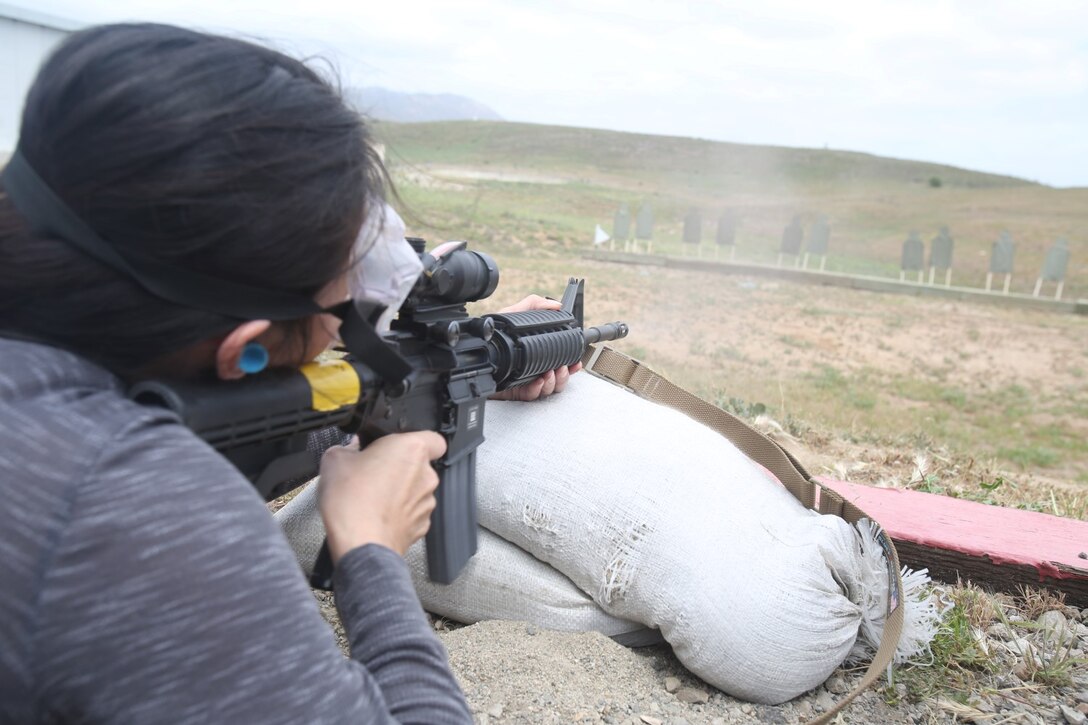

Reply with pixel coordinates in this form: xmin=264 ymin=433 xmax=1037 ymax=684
xmin=583 ymin=321 xmax=629 ymax=344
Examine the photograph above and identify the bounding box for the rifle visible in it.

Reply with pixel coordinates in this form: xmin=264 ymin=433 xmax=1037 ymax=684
xmin=130 ymin=238 xmax=629 ymax=585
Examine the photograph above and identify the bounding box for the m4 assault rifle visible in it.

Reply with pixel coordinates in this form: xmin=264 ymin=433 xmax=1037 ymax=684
xmin=130 ymin=238 xmax=629 ymax=585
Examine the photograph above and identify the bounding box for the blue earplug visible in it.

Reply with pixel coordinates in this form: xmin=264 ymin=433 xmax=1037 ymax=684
xmin=239 ymin=342 xmax=269 ymax=374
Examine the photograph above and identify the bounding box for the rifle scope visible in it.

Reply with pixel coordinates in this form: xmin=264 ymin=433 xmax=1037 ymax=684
xmin=412 ymin=238 xmax=500 ymax=305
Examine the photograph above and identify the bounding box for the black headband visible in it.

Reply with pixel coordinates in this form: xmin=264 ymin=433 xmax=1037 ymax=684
xmin=0 ymin=148 xmax=324 ymax=321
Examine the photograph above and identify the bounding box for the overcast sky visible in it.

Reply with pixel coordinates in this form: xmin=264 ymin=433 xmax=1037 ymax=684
xmin=27 ymin=0 xmax=1088 ymax=187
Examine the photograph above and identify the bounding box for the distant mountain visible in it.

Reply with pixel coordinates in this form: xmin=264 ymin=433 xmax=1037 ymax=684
xmin=345 ymin=87 xmax=503 ymax=123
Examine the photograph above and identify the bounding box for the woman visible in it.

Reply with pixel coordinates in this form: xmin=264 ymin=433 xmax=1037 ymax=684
xmin=0 ymin=23 xmax=571 ymax=723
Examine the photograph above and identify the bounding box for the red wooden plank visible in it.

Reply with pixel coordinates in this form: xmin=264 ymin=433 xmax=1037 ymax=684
xmin=817 ymin=477 xmax=1088 ymax=606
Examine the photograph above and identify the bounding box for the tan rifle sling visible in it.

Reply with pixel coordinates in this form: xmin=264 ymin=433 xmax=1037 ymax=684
xmin=581 ymin=345 xmax=905 ymax=725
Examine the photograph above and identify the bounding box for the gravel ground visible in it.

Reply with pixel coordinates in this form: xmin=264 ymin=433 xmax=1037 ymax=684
xmin=312 ymin=586 xmax=1088 ymax=725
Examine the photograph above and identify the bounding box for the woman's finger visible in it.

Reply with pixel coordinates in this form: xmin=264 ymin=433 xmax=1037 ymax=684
xmin=496 ymin=294 xmax=561 ymax=314
xmin=518 ymin=376 xmax=546 ymax=401
xmin=538 ymin=370 xmax=556 ymax=397
xmin=405 ymin=430 xmax=447 ymax=461
xmin=553 ymin=365 xmax=571 ymax=393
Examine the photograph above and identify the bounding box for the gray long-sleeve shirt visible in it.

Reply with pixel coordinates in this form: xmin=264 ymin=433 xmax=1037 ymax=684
xmin=0 ymin=337 xmax=472 ymax=724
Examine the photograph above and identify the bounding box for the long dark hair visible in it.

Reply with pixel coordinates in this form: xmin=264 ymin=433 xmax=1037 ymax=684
xmin=0 ymin=23 xmax=385 ymax=373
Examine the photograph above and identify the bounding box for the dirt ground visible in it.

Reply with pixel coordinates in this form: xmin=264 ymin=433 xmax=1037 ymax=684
xmin=309 ymin=586 xmax=1088 ymax=725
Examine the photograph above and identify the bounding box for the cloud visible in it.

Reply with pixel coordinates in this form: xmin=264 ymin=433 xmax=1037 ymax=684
xmin=23 ymin=0 xmax=1088 ymax=185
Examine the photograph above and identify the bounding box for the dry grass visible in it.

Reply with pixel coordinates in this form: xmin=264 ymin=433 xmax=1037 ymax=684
xmin=948 ymin=583 xmax=1003 ymax=632
xmin=890 ymin=582 xmax=1085 ymax=706
xmin=1014 ymin=586 xmax=1072 ymax=621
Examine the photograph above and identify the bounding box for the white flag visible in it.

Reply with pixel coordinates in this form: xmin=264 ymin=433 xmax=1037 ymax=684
xmin=593 ymin=224 xmax=610 ymax=246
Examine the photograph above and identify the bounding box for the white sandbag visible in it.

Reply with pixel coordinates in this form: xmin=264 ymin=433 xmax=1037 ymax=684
xmin=274 ymin=480 xmax=326 ymax=575
xmin=274 ymin=480 xmax=655 ymax=644
xmin=407 ymin=529 xmax=657 ymax=645
xmin=475 ymin=372 xmax=935 ymax=704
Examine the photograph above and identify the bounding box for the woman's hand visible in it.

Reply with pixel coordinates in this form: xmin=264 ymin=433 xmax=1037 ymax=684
xmin=490 ymin=294 xmax=583 ymax=402
xmin=317 ymin=431 xmax=447 ymax=562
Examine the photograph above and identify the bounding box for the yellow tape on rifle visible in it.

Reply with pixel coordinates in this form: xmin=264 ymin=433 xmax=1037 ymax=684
xmin=299 ymin=360 xmax=361 ymax=412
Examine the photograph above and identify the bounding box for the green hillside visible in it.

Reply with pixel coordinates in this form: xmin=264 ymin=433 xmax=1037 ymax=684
xmin=377 ymin=120 xmax=1036 ymax=190
xmin=375 ymin=120 xmax=1087 ymax=298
